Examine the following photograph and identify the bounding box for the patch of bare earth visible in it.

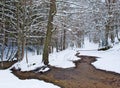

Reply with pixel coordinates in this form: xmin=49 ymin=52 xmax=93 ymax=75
xmin=0 ymin=61 xmax=17 ymax=69
xmin=11 ymin=55 xmax=120 ymax=88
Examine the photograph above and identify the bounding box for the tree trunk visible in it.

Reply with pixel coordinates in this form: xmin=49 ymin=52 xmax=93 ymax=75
xmin=63 ymin=29 xmax=66 ymax=50
xmin=103 ymin=0 xmax=117 ymax=47
xmin=42 ymin=0 xmax=56 ymax=65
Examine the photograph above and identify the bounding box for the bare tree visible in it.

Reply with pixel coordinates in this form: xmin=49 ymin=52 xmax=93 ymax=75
xmin=42 ymin=0 xmax=57 ymax=65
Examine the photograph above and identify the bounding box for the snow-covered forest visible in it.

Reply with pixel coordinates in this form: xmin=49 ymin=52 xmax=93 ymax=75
xmin=0 ymin=0 xmax=120 ymax=88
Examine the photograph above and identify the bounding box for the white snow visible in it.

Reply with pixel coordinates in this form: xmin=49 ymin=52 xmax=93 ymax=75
xmin=4 ymin=39 xmax=120 ymax=74
xmin=92 ymin=44 xmax=120 ymax=73
xmin=0 ymin=39 xmax=120 ymax=88
xmin=0 ymin=69 xmax=60 ymax=88
xmin=12 ymin=39 xmax=120 ymax=74
xmin=0 ymin=48 xmax=79 ymax=88
xmin=101 ymin=0 xmax=105 ymax=2
xmin=81 ymin=38 xmax=99 ymax=50
xmin=12 ymin=54 xmax=44 ymax=71
xmin=12 ymin=48 xmax=80 ymax=71
xmin=78 ymin=41 xmax=120 ymax=74
xmin=49 ymin=49 xmax=80 ymax=68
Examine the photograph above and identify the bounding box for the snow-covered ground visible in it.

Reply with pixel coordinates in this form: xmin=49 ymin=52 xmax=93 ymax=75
xmin=0 ymin=48 xmax=80 ymax=88
xmin=77 ymin=41 xmax=120 ymax=74
xmin=12 ymin=48 xmax=80 ymax=71
xmin=92 ymin=49 xmax=120 ymax=73
xmin=0 ymin=39 xmax=120 ymax=88
xmin=0 ymin=69 xmax=60 ymax=88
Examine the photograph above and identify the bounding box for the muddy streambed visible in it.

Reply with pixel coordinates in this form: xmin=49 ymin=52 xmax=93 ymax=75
xmin=11 ymin=55 xmax=120 ymax=88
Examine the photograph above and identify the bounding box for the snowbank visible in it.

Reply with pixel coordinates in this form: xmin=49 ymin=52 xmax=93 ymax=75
xmin=92 ymin=44 xmax=120 ymax=73
xmin=0 ymin=70 xmax=60 ymax=88
xmin=12 ymin=48 xmax=80 ymax=71
xmin=79 ymin=43 xmax=120 ymax=74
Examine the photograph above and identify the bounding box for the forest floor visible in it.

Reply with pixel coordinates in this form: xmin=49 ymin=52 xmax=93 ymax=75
xmin=0 ymin=61 xmax=17 ymax=69
xmin=7 ymin=55 xmax=120 ymax=88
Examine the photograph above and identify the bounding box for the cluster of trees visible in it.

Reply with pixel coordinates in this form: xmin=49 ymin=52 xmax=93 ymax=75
xmin=0 ymin=0 xmax=120 ymax=65
xmin=0 ymin=0 xmax=48 ymax=62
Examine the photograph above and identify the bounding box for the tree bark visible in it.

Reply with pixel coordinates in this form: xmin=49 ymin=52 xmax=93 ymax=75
xmin=63 ymin=29 xmax=66 ymax=50
xmin=42 ymin=0 xmax=56 ymax=65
